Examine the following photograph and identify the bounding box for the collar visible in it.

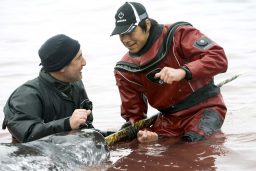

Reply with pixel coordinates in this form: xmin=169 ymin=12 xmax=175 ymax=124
xmin=39 ymin=69 xmax=73 ymax=97
xmin=130 ymin=24 xmax=163 ymax=57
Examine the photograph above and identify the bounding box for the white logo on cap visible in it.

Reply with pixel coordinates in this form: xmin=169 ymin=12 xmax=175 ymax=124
xmin=118 ymin=12 xmax=124 ymax=19
xmin=117 ymin=12 xmax=126 ymax=23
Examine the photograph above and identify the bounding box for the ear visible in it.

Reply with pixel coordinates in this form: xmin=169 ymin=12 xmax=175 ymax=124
xmin=145 ymin=19 xmax=151 ymax=32
xmin=60 ymin=68 xmax=65 ymax=72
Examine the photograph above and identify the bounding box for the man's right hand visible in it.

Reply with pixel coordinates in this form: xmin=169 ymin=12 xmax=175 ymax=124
xmin=69 ymin=109 xmax=91 ymax=129
xmin=137 ymin=129 xmax=158 ymax=143
xmin=154 ymin=67 xmax=186 ymax=84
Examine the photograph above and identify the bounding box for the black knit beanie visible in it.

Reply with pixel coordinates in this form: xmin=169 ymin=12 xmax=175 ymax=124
xmin=38 ymin=34 xmax=80 ymax=72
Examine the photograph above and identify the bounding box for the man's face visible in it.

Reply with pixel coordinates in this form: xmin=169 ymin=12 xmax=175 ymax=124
xmin=62 ymin=49 xmax=86 ymax=82
xmin=119 ymin=25 xmax=150 ymax=53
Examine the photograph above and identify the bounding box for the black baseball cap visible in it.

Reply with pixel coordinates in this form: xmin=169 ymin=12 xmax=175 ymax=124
xmin=111 ymin=2 xmax=148 ymax=36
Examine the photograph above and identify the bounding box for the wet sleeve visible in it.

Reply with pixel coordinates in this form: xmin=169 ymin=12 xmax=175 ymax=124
xmin=174 ymin=26 xmax=228 ymax=79
xmin=114 ymin=71 xmax=147 ymax=123
xmin=4 ymin=85 xmax=68 ymax=142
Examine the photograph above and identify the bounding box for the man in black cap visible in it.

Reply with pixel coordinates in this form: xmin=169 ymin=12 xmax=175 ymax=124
xmin=2 ymin=34 xmax=95 ymax=143
xmin=111 ymin=2 xmax=228 ymax=143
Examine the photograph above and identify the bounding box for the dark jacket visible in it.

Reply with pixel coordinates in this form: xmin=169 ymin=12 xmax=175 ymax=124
xmin=2 ymin=69 xmax=93 ymax=142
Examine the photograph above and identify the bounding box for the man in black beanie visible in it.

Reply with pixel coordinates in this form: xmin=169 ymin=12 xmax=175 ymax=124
xmin=2 ymin=34 xmax=96 ymax=143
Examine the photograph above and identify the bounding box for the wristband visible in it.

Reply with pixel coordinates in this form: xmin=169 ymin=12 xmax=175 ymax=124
xmin=181 ymin=66 xmax=192 ymax=80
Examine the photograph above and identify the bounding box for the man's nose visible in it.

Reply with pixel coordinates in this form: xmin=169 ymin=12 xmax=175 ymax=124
xmin=81 ymin=56 xmax=86 ymax=66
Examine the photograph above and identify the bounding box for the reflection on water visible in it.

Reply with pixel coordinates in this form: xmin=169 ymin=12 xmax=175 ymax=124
xmin=0 ymin=0 xmax=256 ymax=170
xmin=107 ymin=132 xmax=256 ymax=171
xmin=107 ymin=134 xmax=227 ymax=171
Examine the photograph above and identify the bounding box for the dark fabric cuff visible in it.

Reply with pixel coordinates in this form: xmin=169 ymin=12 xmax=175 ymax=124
xmin=181 ymin=66 xmax=192 ymax=80
xmin=64 ymin=117 xmax=72 ymax=131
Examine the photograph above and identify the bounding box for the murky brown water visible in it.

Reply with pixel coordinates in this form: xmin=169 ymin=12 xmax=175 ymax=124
xmin=1 ymin=0 xmax=256 ymax=170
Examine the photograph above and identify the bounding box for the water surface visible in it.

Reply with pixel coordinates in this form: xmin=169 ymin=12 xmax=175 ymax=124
xmin=0 ymin=0 xmax=255 ymax=170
